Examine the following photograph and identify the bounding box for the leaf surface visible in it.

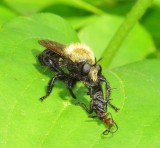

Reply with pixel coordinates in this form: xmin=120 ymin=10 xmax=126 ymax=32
xmin=0 ymin=13 xmax=159 ymax=148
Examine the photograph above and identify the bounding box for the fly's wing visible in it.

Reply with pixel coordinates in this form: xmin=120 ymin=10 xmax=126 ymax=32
xmin=38 ymin=40 xmax=66 ymax=56
xmin=38 ymin=40 xmax=75 ymax=70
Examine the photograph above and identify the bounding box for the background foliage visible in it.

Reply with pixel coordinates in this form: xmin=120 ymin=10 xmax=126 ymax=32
xmin=0 ymin=0 xmax=160 ymax=148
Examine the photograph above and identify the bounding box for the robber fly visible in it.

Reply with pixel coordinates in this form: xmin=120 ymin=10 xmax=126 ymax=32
xmin=38 ymin=40 xmax=119 ymax=135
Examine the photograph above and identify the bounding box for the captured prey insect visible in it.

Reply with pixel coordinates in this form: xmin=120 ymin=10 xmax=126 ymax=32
xmin=77 ymin=79 xmax=119 ymax=135
xmin=38 ymin=39 xmax=119 ymax=135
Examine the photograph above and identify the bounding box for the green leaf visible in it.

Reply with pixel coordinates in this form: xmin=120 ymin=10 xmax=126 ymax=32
xmin=0 ymin=13 xmax=79 ymax=147
xmin=0 ymin=13 xmax=160 ymax=147
xmin=155 ymin=0 xmax=160 ymax=6
xmin=104 ymin=59 xmax=160 ymax=148
xmin=83 ymin=0 xmax=136 ymax=16
xmin=141 ymin=4 xmax=160 ymax=50
xmin=0 ymin=6 xmax=17 ymax=26
xmin=78 ymin=15 xmax=155 ymax=68
xmin=68 ymin=15 xmax=99 ymax=30
xmin=4 ymin=0 xmax=104 ymax=15
xmin=3 ymin=0 xmax=51 ymax=15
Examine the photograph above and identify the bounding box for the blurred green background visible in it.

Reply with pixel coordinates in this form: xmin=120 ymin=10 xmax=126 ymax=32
xmin=0 ymin=0 xmax=160 ymax=148
xmin=1 ymin=0 xmax=160 ymax=67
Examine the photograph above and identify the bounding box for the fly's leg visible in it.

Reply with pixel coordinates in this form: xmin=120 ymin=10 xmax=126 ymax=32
xmin=67 ymin=85 xmax=76 ymax=99
xmin=40 ymin=76 xmax=57 ymax=101
xmin=39 ymin=53 xmax=64 ymax=74
xmin=49 ymin=57 xmax=77 ymax=99
xmin=40 ymin=73 xmax=77 ymax=101
xmin=39 ymin=57 xmax=66 ymax=101
xmin=66 ymin=79 xmax=77 ymax=99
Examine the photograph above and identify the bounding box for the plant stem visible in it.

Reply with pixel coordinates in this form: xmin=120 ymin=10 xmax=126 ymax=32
xmin=102 ymin=0 xmax=154 ymax=68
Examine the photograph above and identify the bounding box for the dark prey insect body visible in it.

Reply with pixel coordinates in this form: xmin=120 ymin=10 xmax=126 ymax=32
xmin=38 ymin=40 xmax=119 ymax=135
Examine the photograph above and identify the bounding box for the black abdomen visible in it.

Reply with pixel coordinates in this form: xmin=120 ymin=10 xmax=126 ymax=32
xmin=38 ymin=49 xmax=59 ymax=67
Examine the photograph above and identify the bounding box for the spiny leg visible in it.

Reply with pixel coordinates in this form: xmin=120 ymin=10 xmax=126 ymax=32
xmin=88 ymin=115 xmax=98 ymax=118
xmin=108 ymin=102 xmax=119 ymax=112
xmin=105 ymin=113 xmax=118 ymax=133
xmin=49 ymin=59 xmax=78 ymax=99
xmin=103 ymin=128 xmax=111 ymax=135
xmin=102 ymin=112 xmax=118 ymax=135
xmin=99 ymin=76 xmax=119 ymax=112
xmin=40 ymin=56 xmax=68 ymax=101
xmin=76 ymin=102 xmax=93 ymax=114
xmin=66 ymin=79 xmax=77 ymax=99
xmin=48 ymin=59 xmax=64 ymax=74
xmin=40 ymin=76 xmax=57 ymax=101
xmin=39 ymin=54 xmax=63 ymax=74
xmin=99 ymin=76 xmax=111 ymax=98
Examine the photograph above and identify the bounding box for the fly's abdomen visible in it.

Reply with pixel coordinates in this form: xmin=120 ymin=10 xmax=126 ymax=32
xmin=38 ymin=49 xmax=59 ymax=67
xmin=38 ymin=49 xmax=50 ymax=66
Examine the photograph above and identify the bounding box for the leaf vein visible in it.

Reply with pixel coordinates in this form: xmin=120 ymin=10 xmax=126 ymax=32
xmin=108 ymin=70 xmax=127 ymax=111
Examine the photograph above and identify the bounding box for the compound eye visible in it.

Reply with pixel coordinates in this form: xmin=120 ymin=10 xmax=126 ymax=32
xmin=96 ymin=64 xmax=102 ymax=74
xmin=82 ymin=63 xmax=91 ymax=74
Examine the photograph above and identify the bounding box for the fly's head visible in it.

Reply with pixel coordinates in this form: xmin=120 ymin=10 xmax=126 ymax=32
xmin=81 ymin=62 xmax=102 ymax=84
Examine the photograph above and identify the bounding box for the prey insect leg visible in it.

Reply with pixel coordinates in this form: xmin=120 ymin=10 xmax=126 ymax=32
xmin=108 ymin=102 xmax=119 ymax=112
xmin=88 ymin=115 xmax=98 ymax=118
xmin=102 ymin=112 xmax=118 ymax=135
xmin=76 ymin=102 xmax=93 ymax=114
xmin=99 ymin=76 xmax=111 ymax=98
xmin=99 ymin=76 xmax=119 ymax=112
